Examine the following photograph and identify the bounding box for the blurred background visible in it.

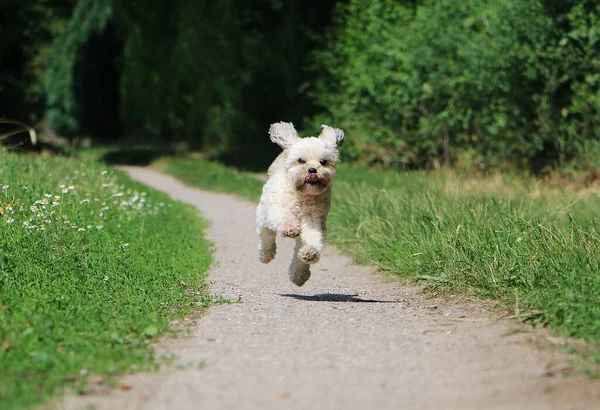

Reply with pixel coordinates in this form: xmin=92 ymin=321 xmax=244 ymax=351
xmin=2 ymin=0 xmax=600 ymax=173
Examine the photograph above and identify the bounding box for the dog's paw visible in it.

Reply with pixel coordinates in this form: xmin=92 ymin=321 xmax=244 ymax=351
xmin=299 ymin=245 xmax=320 ymax=264
xmin=289 ymin=258 xmax=312 ymax=286
xmin=259 ymin=246 xmax=276 ymax=264
xmin=280 ymin=220 xmax=300 ymax=238
xmin=289 ymin=263 xmax=311 ymax=287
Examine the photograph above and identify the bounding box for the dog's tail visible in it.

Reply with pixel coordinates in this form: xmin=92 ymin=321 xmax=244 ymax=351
xmin=288 ymin=239 xmax=311 ymax=286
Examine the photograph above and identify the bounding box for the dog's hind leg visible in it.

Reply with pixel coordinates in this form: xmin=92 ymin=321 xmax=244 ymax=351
xmin=258 ymin=226 xmax=277 ymax=264
xmin=288 ymin=238 xmax=311 ymax=286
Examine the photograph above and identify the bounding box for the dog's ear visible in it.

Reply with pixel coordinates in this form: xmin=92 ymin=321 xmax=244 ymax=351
xmin=319 ymin=124 xmax=344 ymax=147
xmin=269 ymin=122 xmax=299 ymax=150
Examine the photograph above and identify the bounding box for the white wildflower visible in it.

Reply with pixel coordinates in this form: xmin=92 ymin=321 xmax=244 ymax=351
xmin=96 ymin=225 xmax=104 ymax=230
xmin=6 ymin=218 xmax=15 ymax=224
xmin=77 ymin=228 xmax=86 ymax=232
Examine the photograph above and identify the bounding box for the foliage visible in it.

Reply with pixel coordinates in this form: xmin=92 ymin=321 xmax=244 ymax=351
xmin=306 ymin=0 xmax=600 ymax=170
xmin=0 ymin=153 xmax=212 ymax=409
xmin=44 ymin=0 xmax=117 ymax=136
xmin=111 ymin=0 xmax=334 ymax=169
xmin=37 ymin=0 xmax=336 ymax=168
xmin=0 ymin=0 xmax=74 ymax=122
xmin=8 ymin=0 xmax=600 ymax=171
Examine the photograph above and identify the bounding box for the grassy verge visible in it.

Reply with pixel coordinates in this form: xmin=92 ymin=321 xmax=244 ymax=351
xmin=162 ymin=156 xmax=600 ymax=370
xmin=163 ymin=157 xmax=263 ymax=202
xmin=0 ymin=152 xmax=212 ymax=409
xmin=330 ymin=167 xmax=600 ymax=364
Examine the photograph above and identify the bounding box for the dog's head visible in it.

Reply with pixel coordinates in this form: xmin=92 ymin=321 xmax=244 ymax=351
xmin=269 ymin=122 xmax=344 ymax=196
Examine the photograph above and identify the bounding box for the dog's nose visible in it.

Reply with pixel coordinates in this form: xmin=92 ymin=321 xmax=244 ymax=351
xmin=308 ymin=168 xmax=317 ymax=174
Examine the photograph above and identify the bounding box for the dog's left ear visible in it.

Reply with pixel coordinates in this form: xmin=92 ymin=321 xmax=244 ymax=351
xmin=319 ymin=124 xmax=345 ymax=147
xmin=269 ymin=122 xmax=299 ymax=150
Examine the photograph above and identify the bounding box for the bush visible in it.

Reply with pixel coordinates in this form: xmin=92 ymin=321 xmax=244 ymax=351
xmin=42 ymin=0 xmax=335 ymax=169
xmin=306 ymin=0 xmax=600 ymax=171
xmin=0 ymin=1 xmax=73 ymax=122
xmin=44 ymin=0 xmax=117 ymax=136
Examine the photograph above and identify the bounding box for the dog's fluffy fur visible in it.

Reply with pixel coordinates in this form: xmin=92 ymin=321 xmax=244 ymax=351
xmin=256 ymin=122 xmax=344 ymax=286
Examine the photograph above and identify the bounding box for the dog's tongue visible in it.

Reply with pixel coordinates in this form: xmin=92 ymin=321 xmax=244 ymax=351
xmin=307 ymin=173 xmax=319 ymax=183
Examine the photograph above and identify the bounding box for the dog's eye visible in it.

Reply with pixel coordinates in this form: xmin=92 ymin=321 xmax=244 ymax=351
xmin=298 ymin=158 xmax=306 ymax=164
xmin=319 ymin=159 xmax=328 ymax=166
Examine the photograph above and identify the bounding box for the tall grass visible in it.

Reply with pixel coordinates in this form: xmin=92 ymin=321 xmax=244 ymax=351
xmin=329 ymin=167 xmax=600 ymax=354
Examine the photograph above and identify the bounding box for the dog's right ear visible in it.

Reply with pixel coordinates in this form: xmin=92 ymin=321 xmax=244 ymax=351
xmin=269 ymin=122 xmax=299 ymax=150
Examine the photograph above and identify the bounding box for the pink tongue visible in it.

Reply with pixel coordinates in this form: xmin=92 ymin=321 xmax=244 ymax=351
xmin=307 ymin=173 xmax=319 ymax=182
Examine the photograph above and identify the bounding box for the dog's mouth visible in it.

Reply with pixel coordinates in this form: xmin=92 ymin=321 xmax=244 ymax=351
xmin=305 ymin=173 xmax=321 ymax=185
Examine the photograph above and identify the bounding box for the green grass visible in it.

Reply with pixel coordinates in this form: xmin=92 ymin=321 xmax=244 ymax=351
xmin=163 ymin=157 xmax=263 ymax=202
xmin=0 ymin=152 xmax=212 ymax=409
xmin=329 ymin=168 xmax=600 ymax=342
xmin=162 ymin=156 xmax=600 ymax=370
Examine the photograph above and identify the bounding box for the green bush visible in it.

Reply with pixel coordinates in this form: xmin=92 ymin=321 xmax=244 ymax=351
xmin=44 ymin=0 xmax=115 ymax=135
xmin=0 ymin=1 xmax=73 ymax=122
xmin=42 ymin=0 xmax=334 ymax=169
xmin=306 ymin=0 xmax=600 ymax=170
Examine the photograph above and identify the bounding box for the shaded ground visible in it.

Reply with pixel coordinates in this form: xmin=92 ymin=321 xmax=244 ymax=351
xmin=63 ymin=167 xmax=600 ymax=410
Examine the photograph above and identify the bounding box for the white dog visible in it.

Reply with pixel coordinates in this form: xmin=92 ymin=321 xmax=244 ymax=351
xmin=256 ymin=122 xmax=344 ymax=286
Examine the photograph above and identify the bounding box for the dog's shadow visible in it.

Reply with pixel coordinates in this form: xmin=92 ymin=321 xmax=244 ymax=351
xmin=280 ymin=293 xmax=396 ymax=303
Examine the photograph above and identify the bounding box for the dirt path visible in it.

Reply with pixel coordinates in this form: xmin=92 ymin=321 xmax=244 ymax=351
xmin=64 ymin=167 xmax=600 ymax=410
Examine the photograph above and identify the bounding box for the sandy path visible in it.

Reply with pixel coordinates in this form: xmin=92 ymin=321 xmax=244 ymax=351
xmin=64 ymin=167 xmax=600 ymax=410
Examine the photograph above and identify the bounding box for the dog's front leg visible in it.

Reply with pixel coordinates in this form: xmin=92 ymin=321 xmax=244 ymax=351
xmin=279 ymin=216 xmax=301 ymax=238
xmin=298 ymin=221 xmax=325 ymax=264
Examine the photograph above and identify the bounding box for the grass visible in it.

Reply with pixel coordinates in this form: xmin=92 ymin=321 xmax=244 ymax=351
xmin=0 ymin=152 xmax=213 ymax=409
xmin=162 ymin=156 xmax=600 ymax=370
xmin=163 ymin=157 xmax=263 ymax=202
